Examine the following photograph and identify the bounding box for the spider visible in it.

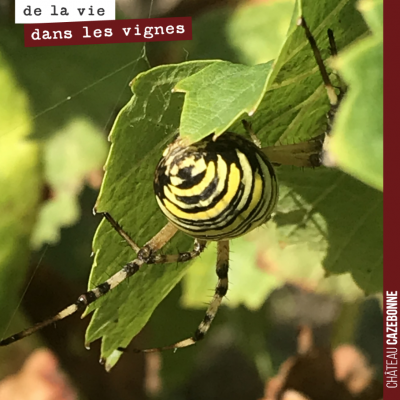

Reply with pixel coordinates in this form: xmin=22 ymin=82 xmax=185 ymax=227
xmin=0 ymin=17 xmax=345 ymax=353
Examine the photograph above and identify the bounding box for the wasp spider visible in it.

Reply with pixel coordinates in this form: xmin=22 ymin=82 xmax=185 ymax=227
xmin=0 ymin=128 xmax=278 ymax=351
xmin=0 ymin=17 xmax=343 ymax=352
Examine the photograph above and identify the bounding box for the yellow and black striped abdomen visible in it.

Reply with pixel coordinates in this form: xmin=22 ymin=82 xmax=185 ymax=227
xmin=154 ymin=132 xmax=278 ymax=241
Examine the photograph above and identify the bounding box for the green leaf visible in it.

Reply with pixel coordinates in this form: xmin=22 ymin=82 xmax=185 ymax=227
xmin=85 ymin=0 xmax=379 ymax=369
xmin=276 ymin=167 xmax=382 ymax=294
xmin=0 ymin=52 xmax=41 ymax=326
xmin=177 ymin=0 xmax=369 ymax=146
xmin=175 ymin=61 xmax=273 ymax=142
xmin=252 ymin=0 xmax=368 ymax=145
xmin=327 ymin=0 xmax=383 ymax=190
xmin=85 ymin=61 xmax=214 ymax=367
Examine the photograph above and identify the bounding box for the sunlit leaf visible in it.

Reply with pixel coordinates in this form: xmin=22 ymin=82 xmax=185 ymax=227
xmin=327 ymin=0 xmax=383 ymax=190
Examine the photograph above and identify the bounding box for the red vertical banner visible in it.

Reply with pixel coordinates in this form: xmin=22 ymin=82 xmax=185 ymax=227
xmin=384 ymin=1 xmax=399 ymax=398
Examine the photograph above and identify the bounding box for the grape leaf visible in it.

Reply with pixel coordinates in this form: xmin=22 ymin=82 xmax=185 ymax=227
xmin=327 ymin=0 xmax=383 ymax=190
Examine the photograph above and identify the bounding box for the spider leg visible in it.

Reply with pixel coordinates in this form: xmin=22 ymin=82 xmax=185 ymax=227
xmin=103 ymin=212 xmax=141 ymax=253
xmin=133 ymin=240 xmax=230 ymax=353
xmin=297 ymin=16 xmax=339 ymax=108
xmin=298 ymin=17 xmax=349 ymax=167
xmin=0 ymin=222 xmax=182 ymax=346
xmin=327 ymin=29 xmax=346 ymax=103
xmin=150 ymin=239 xmax=207 ymax=264
xmin=327 ymin=29 xmax=338 ymax=57
xmin=103 ymin=212 xmax=207 ymax=264
xmin=248 ymin=21 xmax=343 ymax=169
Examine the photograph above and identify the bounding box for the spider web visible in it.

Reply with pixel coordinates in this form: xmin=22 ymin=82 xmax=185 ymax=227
xmin=0 ymin=0 xmax=383 ymax=373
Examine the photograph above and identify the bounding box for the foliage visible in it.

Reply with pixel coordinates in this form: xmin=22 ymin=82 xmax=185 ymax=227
xmin=0 ymin=0 xmax=383 ymax=382
xmin=85 ymin=0 xmax=383 ymax=370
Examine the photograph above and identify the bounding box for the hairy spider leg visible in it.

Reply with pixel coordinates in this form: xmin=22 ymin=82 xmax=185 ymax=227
xmin=130 ymin=240 xmax=230 ymax=353
xmin=298 ymin=16 xmax=348 ymax=167
xmin=103 ymin=212 xmax=207 ymax=264
xmin=0 ymin=219 xmax=207 ymax=346
xmin=297 ymin=16 xmax=339 ymax=108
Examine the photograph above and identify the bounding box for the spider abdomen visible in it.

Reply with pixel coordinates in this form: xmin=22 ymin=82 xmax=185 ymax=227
xmin=154 ymin=132 xmax=278 ymax=240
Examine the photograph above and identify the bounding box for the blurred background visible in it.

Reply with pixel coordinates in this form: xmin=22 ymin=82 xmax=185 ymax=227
xmin=0 ymin=0 xmax=382 ymax=399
